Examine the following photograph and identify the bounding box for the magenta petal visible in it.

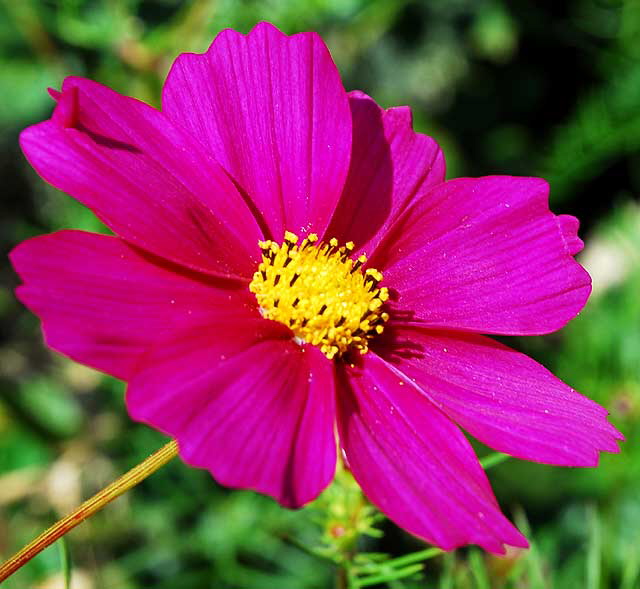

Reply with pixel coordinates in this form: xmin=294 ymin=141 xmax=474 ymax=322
xmin=557 ymin=214 xmax=584 ymax=255
xmin=10 ymin=230 xmax=255 ymax=379
xmin=376 ymin=176 xmax=591 ymax=335
xmin=21 ymin=77 xmax=263 ymax=279
xmin=128 ymin=338 xmax=336 ymax=508
xmin=328 ymin=91 xmax=445 ymax=252
xmin=337 ymin=353 xmax=527 ymax=553
xmin=162 ymin=22 xmax=352 ymax=239
xmin=379 ymin=327 xmax=623 ymax=466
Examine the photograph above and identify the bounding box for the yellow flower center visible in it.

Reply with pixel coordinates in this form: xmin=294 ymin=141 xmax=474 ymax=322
xmin=249 ymin=231 xmax=390 ymax=360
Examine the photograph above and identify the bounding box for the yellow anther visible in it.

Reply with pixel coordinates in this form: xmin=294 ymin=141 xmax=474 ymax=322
xmin=283 ymin=231 xmax=299 ymax=244
xmin=249 ymin=231 xmax=390 ymax=359
xmin=369 ymin=299 xmax=383 ymax=311
xmin=365 ymin=268 xmax=382 ymax=281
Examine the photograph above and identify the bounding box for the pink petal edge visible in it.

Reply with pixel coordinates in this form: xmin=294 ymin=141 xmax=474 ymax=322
xmin=376 ymin=326 xmax=623 ymax=467
xmin=21 ymin=77 xmax=263 ymax=279
xmin=337 ymin=352 xmax=528 ymax=553
xmin=10 ymin=230 xmax=255 ymax=380
xmin=163 ymin=22 xmax=352 ymax=241
xmin=375 ymin=176 xmax=592 ymax=335
xmin=128 ymin=336 xmax=337 ymax=508
xmin=327 ymin=91 xmax=445 ymax=253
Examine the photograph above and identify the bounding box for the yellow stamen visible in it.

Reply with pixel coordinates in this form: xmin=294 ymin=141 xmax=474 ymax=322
xmin=250 ymin=231 xmax=389 ymax=359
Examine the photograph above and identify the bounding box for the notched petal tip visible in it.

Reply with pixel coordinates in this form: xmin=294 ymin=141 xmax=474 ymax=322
xmin=51 ymin=84 xmax=79 ymax=128
xmin=47 ymin=87 xmax=62 ymax=101
xmin=586 ymin=420 xmax=625 ymax=466
xmin=19 ymin=84 xmax=80 ymax=162
xmin=233 ymin=20 xmax=326 ymax=45
xmin=557 ymin=214 xmax=586 ymax=256
xmin=188 ymin=21 xmax=330 ymax=65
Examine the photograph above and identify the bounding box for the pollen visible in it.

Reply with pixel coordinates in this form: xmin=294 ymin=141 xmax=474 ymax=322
xmin=249 ymin=231 xmax=390 ymax=360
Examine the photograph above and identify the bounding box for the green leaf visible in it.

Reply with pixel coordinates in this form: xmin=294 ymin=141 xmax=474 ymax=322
xmin=58 ymin=536 xmax=72 ymax=589
xmin=355 ymin=563 xmax=424 ymax=587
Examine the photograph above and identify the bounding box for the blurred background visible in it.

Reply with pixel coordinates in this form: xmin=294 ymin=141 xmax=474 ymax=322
xmin=1 ymin=1 xmax=639 ymax=588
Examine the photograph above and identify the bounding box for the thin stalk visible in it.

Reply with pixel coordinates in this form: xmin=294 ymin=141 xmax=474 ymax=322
xmin=0 ymin=439 xmax=179 ymax=583
xmin=479 ymin=452 xmax=510 ymax=470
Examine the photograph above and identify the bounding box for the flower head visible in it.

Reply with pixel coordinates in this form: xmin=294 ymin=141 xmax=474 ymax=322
xmin=10 ymin=22 xmax=622 ymax=553
xmin=250 ymin=231 xmax=390 ymax=359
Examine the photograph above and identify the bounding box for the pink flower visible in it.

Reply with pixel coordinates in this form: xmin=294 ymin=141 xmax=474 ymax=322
xmin=10 ymin=23 xmax=622 ymax=553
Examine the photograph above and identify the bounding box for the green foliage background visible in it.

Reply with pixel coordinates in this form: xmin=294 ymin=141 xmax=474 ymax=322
xmin=1 ymin=1 xmax=639 ymax=588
